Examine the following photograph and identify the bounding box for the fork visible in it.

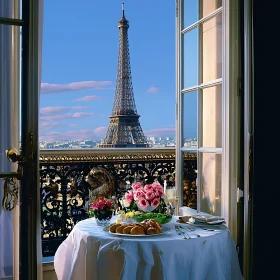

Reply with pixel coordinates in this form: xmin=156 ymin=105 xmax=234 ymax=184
xmin=175 ymin=225 xmax=191 ymax=239
xmin=179 ymin=226 xmax=200 ymax=238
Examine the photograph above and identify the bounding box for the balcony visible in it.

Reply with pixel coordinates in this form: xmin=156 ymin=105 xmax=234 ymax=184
xmin=40 ymin=147 xmax=197 ymax=257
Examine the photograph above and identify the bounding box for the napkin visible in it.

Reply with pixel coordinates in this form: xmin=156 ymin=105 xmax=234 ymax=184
xmin=177 ymin=215 xmax=192 ymax=223
xmin=192 ymin=213 xmax=225 ymax=223
xmin=177 ymin=213 xmax=225 ymax=225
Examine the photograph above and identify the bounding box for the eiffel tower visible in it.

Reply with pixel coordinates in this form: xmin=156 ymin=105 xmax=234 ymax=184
xmin=99 ymin=3 xmax=149 ymax=148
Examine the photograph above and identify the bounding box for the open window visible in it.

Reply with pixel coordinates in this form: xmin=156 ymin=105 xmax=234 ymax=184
xmin=176 ymin=0 xmax=241 ymax=242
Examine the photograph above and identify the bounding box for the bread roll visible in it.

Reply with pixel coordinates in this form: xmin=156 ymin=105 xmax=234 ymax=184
xmin=116 ymin=225 xmax=127 ymax=234
xmin=130 ymin=226 xmax=145 ymax=235
xmin=109 ymin=219 xmax=162 ymax=235
xmin=146 ymin=227 xmax=158 ymax=235
xmin=150 ymin=220 xmax=162 ymax=231
xmin=109 ymin=223 xmax=121 ymax=233
xmin=123 ymin=226 xmax=134 ymax=234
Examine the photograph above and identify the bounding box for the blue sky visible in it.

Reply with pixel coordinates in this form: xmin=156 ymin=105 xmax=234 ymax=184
xmin=40 ymin=0 xmax=195 ymax=142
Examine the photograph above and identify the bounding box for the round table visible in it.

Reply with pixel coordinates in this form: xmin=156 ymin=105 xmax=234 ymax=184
xmin=54 ymin=216 xmax=244 ymax=280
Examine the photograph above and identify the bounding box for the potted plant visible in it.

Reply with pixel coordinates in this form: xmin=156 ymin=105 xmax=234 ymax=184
xmin=89 ymin=197 xmax=114 ymax=226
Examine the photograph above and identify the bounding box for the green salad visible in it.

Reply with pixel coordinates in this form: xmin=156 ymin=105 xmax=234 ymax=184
xmin=133 ymin=212 xmax=172 ymax=224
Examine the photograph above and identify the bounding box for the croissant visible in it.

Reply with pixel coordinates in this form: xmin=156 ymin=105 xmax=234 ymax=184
xmin=150 ymin=220 xmax=162 ymax=231
xmin=146 ymin=227 xmax=158 ymax=235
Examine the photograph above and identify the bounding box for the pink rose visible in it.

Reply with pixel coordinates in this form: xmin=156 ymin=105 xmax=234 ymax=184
xmin=105 ymin=200 xmax=112 ymax=208
xmin=134 ymin=189 xmax=145 ymax=200
xmin=125 ymin=190 xmax=134 ymax=205
xmin=137 ymin=198 xmax=149 ymax=209
xmin=155 ymin=188 xmax=164 ymax=197
xmin=132 ymin=182 xmax=144 ymax=191
xmin=152 ymin=182 xmax=164 ymax=191
xmin=145 ymin=190 xmax=155 ymax=201
xmin=151 ymin=198 xmax=160 ymax=208
xmin=144 ymin=184 xmax=154 ymax=192
xmin=92 ymin=205 xmax=99 ymax=210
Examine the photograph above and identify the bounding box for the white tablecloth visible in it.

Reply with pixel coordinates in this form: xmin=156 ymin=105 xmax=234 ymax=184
xmin=54 ymin=216 xmax=244 ymax=280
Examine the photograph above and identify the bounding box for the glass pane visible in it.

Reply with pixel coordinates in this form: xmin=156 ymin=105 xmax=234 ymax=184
xmin=183 ymin=28 xmax=198 ymax=88
xmin=0 ymin=0 xmax=22 ymax=19
xmin=201 ymin=12 xmax=222 ymax=83
xmin=0 ymin=23 xmax=21 ymax=279
xmin=199 ymin=152 xmax=221 ymax=215
xmin=183 ymin=90 xmax=197 ymax=147
xmin=183 ymin=0 xmax=198 ymax=28
xmin=201 ymin=0 xmax=222 ymax=19
xmin=201 ymin=84 xmax=222 ymax=148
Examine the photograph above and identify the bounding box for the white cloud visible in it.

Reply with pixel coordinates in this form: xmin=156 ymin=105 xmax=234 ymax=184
xmin=144 ymin=128 xmax=175 ymax=138
xmin=40 ymin=106 xmax=90 ymax=115
xmin=72 ymin=112 xmax=94 ymax=118
xmin=39 ymin=121 xmax=60 ymax=130
xmin=39 ymin=127 xmax=108 ymax=142
xmin=41 ymin=81 xmax=112 ymax=94
xmin=39 ymin=125 xmax=175 ymax=142
xmin=40 ymin=112 xmax=95 ymax=121
xmin=146 ymin=87 xmax=159 ymax=93
xmin=76 ymin=95 xmax=102 ymax=101
xmin=93 ymin=126 xmax=107 ymax=135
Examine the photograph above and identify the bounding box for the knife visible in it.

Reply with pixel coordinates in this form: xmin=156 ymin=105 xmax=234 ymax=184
xmin=175 ymin=225 xmax=191 ymax=239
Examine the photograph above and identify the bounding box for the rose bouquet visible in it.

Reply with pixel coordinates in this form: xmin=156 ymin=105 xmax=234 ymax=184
xmin=88 ymin=197 xmax=114 ymax=226
xmin=118 ymin=181 xmax=173 ymax=224
xmin=121 ymin=181 xmax=167 ymax=213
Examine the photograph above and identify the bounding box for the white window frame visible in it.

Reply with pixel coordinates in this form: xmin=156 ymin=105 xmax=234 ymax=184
xmin=176 ymin=0 xmax=241 ymax=241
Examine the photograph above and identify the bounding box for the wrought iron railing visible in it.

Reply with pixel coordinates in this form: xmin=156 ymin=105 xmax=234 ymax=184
xmin=40 ymin=148 xmax=197 ymax=257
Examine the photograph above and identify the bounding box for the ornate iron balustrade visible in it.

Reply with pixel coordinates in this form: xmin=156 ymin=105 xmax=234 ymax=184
xmin=40 ymin=148 xmax=197 ymax=257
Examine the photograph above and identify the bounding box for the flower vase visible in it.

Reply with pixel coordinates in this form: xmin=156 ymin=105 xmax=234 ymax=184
xmin=94 ymin=210 xmax=113 ymax=227
xmin=137 ymin=204 xmax=157 ymax=213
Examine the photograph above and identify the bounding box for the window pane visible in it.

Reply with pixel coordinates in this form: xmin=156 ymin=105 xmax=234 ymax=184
xmin=183 ymin=28 xmax=198 ymax=88
xmin=201 ymin=12 xmax=222 ymax=83
xmin=0 ymin=23 xmax=21 ymax=279
xmin=199 ymin=152 xmax=221 ymax=215
xmin=201 ymin=0 xmax=222 ymax=18
xmin=201 ymin=84 xmax=222 ymax=148
xmin=183 ymin=0 xmax=198 ymax=28
xmin=0 ymin=0 xmax=21 ymax=19
xmin=183 ymin=90 xmax=197 ymax=146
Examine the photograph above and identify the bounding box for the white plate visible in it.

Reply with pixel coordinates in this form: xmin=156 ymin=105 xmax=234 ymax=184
xmin=104 ymin=225 xmax=171 ymax=237
xmin=188 ymin=220 xmax=225 ymax=225
xmin=176 ymin=220 xmax=225 ymax=226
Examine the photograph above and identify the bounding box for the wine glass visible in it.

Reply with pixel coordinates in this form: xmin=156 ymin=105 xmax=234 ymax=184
xmin=165 ymin=186 xmax=178 ymax=215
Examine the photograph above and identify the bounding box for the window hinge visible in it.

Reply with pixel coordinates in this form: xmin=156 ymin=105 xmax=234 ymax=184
xmin=237 ymin=188 xmax=243 ymax=202
xmin=176 ymin=0 xmax=178 ymax=18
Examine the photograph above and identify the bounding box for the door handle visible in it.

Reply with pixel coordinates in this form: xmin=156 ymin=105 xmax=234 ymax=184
xmin=6 ymin=147 xmax=25 ymax=163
